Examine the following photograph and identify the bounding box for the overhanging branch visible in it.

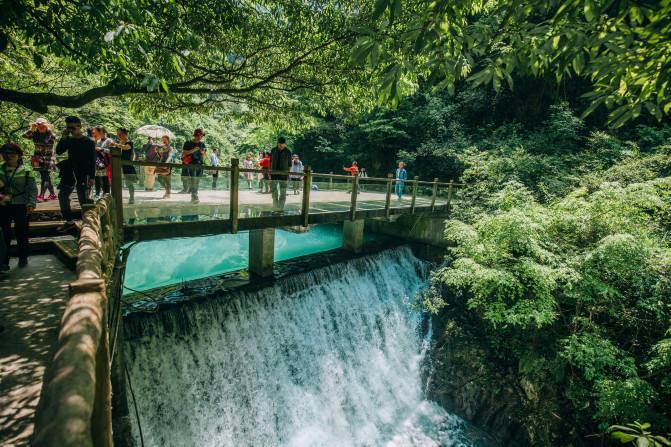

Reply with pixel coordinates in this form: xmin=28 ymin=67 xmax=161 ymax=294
xmin=0 ymin=31 xmax=358 ymax=113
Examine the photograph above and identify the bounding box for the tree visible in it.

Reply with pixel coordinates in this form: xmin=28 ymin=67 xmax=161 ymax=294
xmin=426 ymin=157 xmax=671 ymax=442
xmin=354 ymin=0 xmax=671 ymax=126
xmin=0 ymin=0 xmax=376 ymax=115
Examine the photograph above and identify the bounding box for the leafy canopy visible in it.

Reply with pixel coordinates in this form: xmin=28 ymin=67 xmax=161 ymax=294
xmin=0 ymin=0 xmax=377 ymax=115
xmin=354 ymin=0 xmax=671 ymax=126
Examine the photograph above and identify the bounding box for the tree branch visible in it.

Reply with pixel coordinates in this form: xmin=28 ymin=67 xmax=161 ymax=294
xmin=0 ymin=32 xmax=356 ymax=112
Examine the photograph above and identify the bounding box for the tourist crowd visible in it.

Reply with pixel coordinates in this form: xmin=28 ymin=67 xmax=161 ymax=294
xmin=1 ymin=116 xmax=407 ymax=272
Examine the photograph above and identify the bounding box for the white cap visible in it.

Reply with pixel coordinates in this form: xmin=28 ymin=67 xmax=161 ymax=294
xmin=35 ymin=117 xmax=48 ymax=124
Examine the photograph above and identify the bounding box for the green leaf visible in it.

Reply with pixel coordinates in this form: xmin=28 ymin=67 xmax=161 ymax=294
xmin=584 ymin=0 xmax=597 ymax=22
xmin=372 ymin=0 xmax=389 ymax=20
xmin=160 ymin=79 xmax=170 ymax=93
xmin=580 ymin=96 xmax=605 ymax=118
xmin=652 ymin=435 xmax=671 ymax=446
xmin=172 ymin=55 xmax=185 ymax=76
xmin=572 ymin=52 xmax=585 ymax=74
xmin=493 ymin=74 xmax=501 ymax=92
xmin=350 ymin=37 xmax=373 ymax=64
xmin=611 ymin=432 xmax=637 ymax=443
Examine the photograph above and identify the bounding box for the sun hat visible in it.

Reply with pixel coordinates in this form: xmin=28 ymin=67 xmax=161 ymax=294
xmin=35 ymin=117 xmax=48 ymax=125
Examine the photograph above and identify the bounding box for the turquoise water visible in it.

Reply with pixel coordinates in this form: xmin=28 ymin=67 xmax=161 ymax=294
xmin=124 ymin=224 xmax=350 ymax=293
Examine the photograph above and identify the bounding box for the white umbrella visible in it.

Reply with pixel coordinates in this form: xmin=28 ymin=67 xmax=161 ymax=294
xmin=135 ymin=125 xmax=176 ymax=139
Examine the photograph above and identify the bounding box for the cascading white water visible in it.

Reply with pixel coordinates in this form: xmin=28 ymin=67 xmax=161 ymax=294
xmin=124 ymin=247 xmax=475 ymax=447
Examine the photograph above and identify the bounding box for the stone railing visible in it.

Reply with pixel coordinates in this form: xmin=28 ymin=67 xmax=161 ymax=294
xmin=32 ymin=195 xmax=122 ymax=447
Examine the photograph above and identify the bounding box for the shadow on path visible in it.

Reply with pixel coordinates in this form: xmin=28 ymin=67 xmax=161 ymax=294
xmin=0 ymin=256 xmax=73 ymax=446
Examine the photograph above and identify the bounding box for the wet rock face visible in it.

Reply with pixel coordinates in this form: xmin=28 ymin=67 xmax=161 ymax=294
xmin=426 ymin=315 xmax=562 ymax=447
xmin=427 ymin=334 xmax=528 ymax=445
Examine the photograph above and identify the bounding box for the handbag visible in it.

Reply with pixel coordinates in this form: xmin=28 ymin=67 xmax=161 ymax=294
xmin=31 ymin=155 xmax=41 ymax=169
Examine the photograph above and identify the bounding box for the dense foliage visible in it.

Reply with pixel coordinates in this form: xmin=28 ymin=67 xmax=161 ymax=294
xmin=436 ymin=167 xmax=670 ymax=420
xmin=392 ymin=91 xmax=671 ymax=443
xmin=0 ymin=0 xmax=376 ymax=117
xmin=356 ymin=0 xmax=671 ymax=126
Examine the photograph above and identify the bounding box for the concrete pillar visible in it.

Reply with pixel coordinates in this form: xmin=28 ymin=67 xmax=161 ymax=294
xmin=342 ymin=219 xmax=365 ymax=253
xmin=249 ymin=228 xmax=275 ymax=277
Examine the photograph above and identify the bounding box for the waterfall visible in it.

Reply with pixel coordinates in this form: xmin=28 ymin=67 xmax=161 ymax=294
xmin=124 ymin=247 xmax=475 ymax=446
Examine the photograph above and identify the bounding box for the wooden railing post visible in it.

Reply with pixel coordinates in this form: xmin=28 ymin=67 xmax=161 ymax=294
xmin=349 ymin=174 xmax=359 ymax=221
xmin=446 ymin=180 xmax=454 ymax=211
xmin=411 ymin=176 xmax=418 ymax=214
xmin=430 ymin=177 xmax=438 ymax=212
xmin=301 ymin=166 xmax=312 ymax=227
xmin=110 ymin=148 xmax=124 ymax=241
xmin=230 ymin=158 xmax=239 ymax=233
xmin=329 ymin=172 xmax=333 ymax=190
xmin=385 ymin=173 xmax=393 ymax=218
xmin=91 ymin=298 xmax=113 ymax=447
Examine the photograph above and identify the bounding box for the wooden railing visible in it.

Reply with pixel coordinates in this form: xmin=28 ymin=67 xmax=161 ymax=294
xmin=32 ymin=195 xmax=122 ymax=447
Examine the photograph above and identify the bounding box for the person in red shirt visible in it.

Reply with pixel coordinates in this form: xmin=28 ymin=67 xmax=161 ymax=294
xmin=343 ymin=161 xmax=359 ymax=176
xmin=343 ymin=161 xmax=359 ymax=193
xmin=258 ymin=152 xmax=271 ymax=193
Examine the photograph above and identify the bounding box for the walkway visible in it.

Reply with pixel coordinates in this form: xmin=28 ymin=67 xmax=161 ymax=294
xmin=123 ymin=188 xmax=438 ymax=222
xmin=0 ymin=256 xmax=73 ymax=446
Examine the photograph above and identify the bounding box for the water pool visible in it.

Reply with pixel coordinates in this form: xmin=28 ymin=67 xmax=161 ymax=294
xmin=124 ymin=224 xmax=355 ymax=293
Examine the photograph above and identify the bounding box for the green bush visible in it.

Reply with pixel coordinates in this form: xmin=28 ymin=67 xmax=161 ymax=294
xmin=430 ymin=161 xmax=671 ymax=443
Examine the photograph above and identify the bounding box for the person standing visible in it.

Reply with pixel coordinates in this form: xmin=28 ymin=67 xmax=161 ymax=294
xmin=270 ymin=136 xmax=291 ymax=212
xmin=92 ymin=126 xmax=113 ymax=198
xmin=144 ymin=138 xmax=161 ymax=191
xmin=55 ymin=116 xmax=96 ymax=233
xmin=210 ymin=148 xmax=220 ymax=189
xmin=154 ymin=136 xmax=173 ymax=198
xmin=358 ymin=167 xmax=368 ymax=192
xmin=258 ymin=152 xmax=271 ymax=193
xmin=395 ymin=161 xmax=407 ymax=200
xmin=243 ymin=154 xmax=254 ymax=190
xmin=135 ymin=136 xmax=151 ymax=185
xmin=110 ymin=128 xmax=137 ymax=204
xmin=343 ymin=161 xmax=359 ymax=176
xmin=0 ymin=143 xmax=37 ymax=269
xmin=182 ymin=128 xmax=206 ymax=204
xmin=289 ymin=154 xmax=304 ymax=195
xmin=343 ymin=161 xmax=359 ymax=193
xmin=22 ymin=117 xmax=57 ymax=202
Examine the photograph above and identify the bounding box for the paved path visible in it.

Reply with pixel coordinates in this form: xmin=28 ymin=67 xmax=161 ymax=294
xmin=0 ymin=256 xmax=73 ymax=446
